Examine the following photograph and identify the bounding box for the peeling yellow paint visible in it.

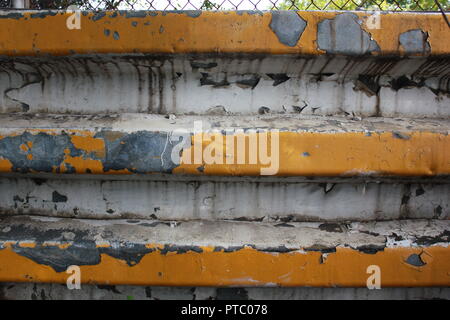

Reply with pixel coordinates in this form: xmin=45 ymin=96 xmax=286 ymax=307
xmin=0 ymin=11 xmax=448 ymax=56
xmin=70 ymin=134 xmax=105 ymax=158
xmin=0 ymin=158 xmax=13 ymax=172
xmin=0 ymin=246 xmax=448 ymax=287
xmin=0 ymin=129 xmax=449 ymax=176
xmin=174 ymin=131 xmax=450 ymax=176
xmin=17 ymin=242 xmax=36 ymax=248
xmin=63 ymin=156 xmax=104 ymax=174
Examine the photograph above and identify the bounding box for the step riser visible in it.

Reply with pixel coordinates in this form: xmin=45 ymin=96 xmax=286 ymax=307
xmin=0 ymin=216 xmax=448 ymax=287
xmin=0 ymin=114 xmax=449 ymax=177
xmin=1 ymin=56 xmax=448 ymax=117
xmin=0 ymin=177 xmax=448 ymax=221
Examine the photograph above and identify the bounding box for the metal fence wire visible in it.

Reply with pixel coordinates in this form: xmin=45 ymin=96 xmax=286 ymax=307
xmin=0 ymin=0 xmax=449 ymax=11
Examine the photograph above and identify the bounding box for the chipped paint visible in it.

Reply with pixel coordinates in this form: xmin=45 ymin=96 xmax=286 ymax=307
xmin=1 ymin=283 xmax=449 ymax=300
xmin=0 ymin=114 xmax=448 ymax=176
xmin=0 ymin=9 xmax=448 ymax=292
xmin=0 ymin=217 xmax=448 ymax=287
xmin=399 ymin=29 xmax=431 ymax=55
xmin=0 ymin=126 xmax=447 ymax=176
xmin=1 ymin=56 xmax=447 ymax=118
xmin=1 ymin=176 xmax=448 ymax=221
xmin=269 ymin=11 xmax=307 ymax=47
xmin=0 ymin=11 xmax=448 ymax=56
xmin=317 ymin=13 xmax=380 ymax=55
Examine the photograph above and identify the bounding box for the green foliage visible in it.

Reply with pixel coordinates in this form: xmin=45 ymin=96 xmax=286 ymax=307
xmin=7 ymin=0 xmax=448 ymax=11
xmin=201 ymin=0 xmax=220 ymax=10
xmin=277 ymin=0 xmax=448 ymax=11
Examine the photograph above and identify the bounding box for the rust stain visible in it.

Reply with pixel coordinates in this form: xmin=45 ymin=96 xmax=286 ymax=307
xmin=0 ymin=246 xmax=448 ymax=287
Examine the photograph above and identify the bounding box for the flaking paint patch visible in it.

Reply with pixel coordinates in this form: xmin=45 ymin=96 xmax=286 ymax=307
xmin=92 ymin=12 xmax=106 ymax=22
xmin=405 ymin=253 xmax=426 ymax=267
xmin=0 ymin=12 xmax=25 ymax=20
xmin=0 ymin=132 xmax=81 ymax=173
xmin=236 ymin=11 xmax=263 ymax=16
xmin=317 ymin=13 xmax=380 ymax=55
xmin=269 ymin=11 xmax=306 ymax=47
xmin=0 ymin=128 xmax=449 ymax=176
xmin=399 ymin=29 xmax=431 ymax=55
xmin=94 ymin=131 xmax=178 ymax=174
xmin=29 ymin=11 xmax=58 ymax=19
xmin=162 ymin=11 xmax=202 ymax=18
xmin=124 ymin=11 xmax=149 ymax=19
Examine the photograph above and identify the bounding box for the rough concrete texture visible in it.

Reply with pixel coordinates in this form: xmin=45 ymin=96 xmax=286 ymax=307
xmin=0 ymin=283 xmax=449 ymax=300
xmin=0 ymin=113 xmax=448 ymax=176
xmin=0 ymin=216 xmax=448 ymax=272
xmin=0 ymin=10 xmax=448 ymax=295
xmin=0 ymin=176 xmax=447 ymax=221
xmin=0 ymin=56 xmax=448 ymax=118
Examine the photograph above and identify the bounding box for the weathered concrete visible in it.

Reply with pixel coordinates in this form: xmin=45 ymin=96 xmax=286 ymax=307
xmin=0 ymin=56 xmax=448 ymax=117
xmin=0 ymin=11 xmax=449 ymax=56
xmin=0 ymin=10 xmax=448 ymax=292
xmin=1 ymin=283 xmax=449 ymax=300
xmin=0 ymin=216 xmax=448 ymax=286
xmin=0 ymin=113 xmax=449 ymax=176
xmin=0 ymin=177 xmax=447 ymax=221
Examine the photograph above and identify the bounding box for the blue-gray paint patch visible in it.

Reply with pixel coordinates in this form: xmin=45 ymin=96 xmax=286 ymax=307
xmin=92 ymin=12 xmax=106 ymax=21
xmin=113 ymin=31 xmax=120 ymax=40
xmin=104 ymin=29 xmax=110 ymax=37
xmin=405 ymin=253 xmax=426 ymax=267
xmin=0 ymin=130 xmax=187 ymax=174
xmin=269 ymin=11 xmax=307 ymax=47
xmin=399 ymin=29 xmax=431 ymax=55
xmin=162 ymin=10 xmax=202 ymax=18
xmin=30 ymin=11 xmax=58 ymax=19
xmin=91 ymin=12 xmax=104 ymax=21
xmin=236 ymin=10 xmax=263 ymax=16
xmin=124 ymin=11 xmax=148 ymax=19
xmin=0 ymin=132 xmax=81 ymax=173
xmin=317 ymin=13 xmax=380 ymax=55
xmin=95 ymin=131 xmax=178 ymax=173
xmin=0 ymin=12 xmax=25 ymax=20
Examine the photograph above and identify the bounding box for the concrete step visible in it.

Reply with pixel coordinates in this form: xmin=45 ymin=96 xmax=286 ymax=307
xmin=2 ymin=282 xmax=449 ymax=300
xmin=0 ymin=215 xmax=448 ymax=287
xmin=0 ymin=113 xmax=448 ymax=177
xmin=0 ymin=11 xmax=448 ymax=118
xmin=0 ymin=176 xmax=447 ymax=221
xmin=1 ymin=55 xmax=448 ymax=118
xmin=0 ymin=10 xmax=448 ymax=291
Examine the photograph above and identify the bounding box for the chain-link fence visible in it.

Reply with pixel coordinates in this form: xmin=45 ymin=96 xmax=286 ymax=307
xmin=0 ymin=0 xmax=448 ymax=11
